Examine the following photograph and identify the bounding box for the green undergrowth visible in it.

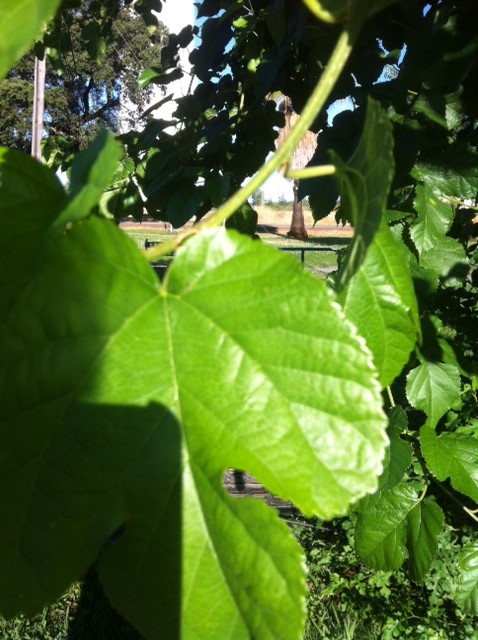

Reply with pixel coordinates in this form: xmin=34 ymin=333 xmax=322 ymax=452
xmin=296 ymin=520 xmax=478 ymax=640
xmin=3 ymin=519 xmax=476 ymax=640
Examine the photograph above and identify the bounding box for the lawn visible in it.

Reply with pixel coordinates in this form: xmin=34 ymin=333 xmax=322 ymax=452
xmin=122 ymin=224 xmax=349 ymax=278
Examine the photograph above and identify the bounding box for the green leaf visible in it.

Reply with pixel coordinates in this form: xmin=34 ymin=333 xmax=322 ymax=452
xmin=455 ymin=543 xmax=478 ymax=615
xmin=138 ymin=67 xmax=162 ymax=90
xmin=412 ymin=143 xmax=478 ymax=201
xmin=421 ymin=427 xmax=478 ymax=503
xmin=338 ymin=219 xmax=419 ymax=387
xmin=355 ymin=484 xmax=417 ymax=570
xmin=379 ymin=407 xmax=413 ymax=491
xmin=0 ymin=215 xmax=387 ymax=638
xmin=0 ymin=0 xmax=61 ymax=79
xmin=332 ymin=97 xmax=395 ymax=290
xmin=406 ymin=361 xmax=461 ymax=428
xmin=420 ymin=236 xmax=468 ymax=283
xmin=0 ymin=148 xmax=64 ymax=304
xmin=410 ymin=184 xmax=454 ymax=256
xmin=406 ymin=500 xmax=444 ymax=583
xmin=52 ymin=131 xmax=122 ymax=232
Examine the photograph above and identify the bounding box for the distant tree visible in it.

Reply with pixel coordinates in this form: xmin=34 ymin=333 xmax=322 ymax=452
xmin=0 ymin=3 xmax=167 ymax=154
xmin=275 ymin=97 xmax=318 ymax=240
xmin=251 ymin=188 xmax=264 ymax=206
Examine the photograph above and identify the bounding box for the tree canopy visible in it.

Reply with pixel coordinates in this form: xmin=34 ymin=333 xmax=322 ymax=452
xmin=0 ymin=1 xmax=167 ymax=154
xmin=0 ymin=1 xmax=477 ymax=639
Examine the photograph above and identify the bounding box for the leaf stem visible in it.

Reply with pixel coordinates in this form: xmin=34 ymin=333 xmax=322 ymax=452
xmin=286 ymin=165 xmax=336 ymax=180
xmin=144 ymin=22 xmax=362 ymax=263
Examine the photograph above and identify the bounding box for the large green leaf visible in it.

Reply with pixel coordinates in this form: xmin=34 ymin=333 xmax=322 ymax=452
xmin=455 ymin=543 xmax=478 ymax=615
xmin=421 ymin=427 xmax=478 ymax=503
xmin=338 ymin=219 xmax=419 ymax=387
xmin=410 ymin=183 xmax=454 ymax=256
xmin=0 ymin=0 xmax=61 ymax=78
xmin=406 ymin=361 xmax=461 ymax=428
xmin=406 ymin=499 xmax=444 ymax=583
xmin=332 ymin=97 xmax=395 ymax=290
xmin=0 ymin=169 xmax=387 ymax=639
xmin=355 ymin=484 xmax=417 ymax=570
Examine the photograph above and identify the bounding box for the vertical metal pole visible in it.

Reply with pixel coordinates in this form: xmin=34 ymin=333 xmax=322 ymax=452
xmin=32 ymin=56 xmax=46 ymax=159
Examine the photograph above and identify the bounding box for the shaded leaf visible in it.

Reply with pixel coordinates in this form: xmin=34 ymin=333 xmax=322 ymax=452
xmin=332 ymin=97 xmax=395 ymax=290
xmin=412 ymin=143 xmax=478 ymax=201
xmin=338 ymin=219 xmax=419 ymax=387
xmin=420 ymin=236 xmax=468 ymax=283
xmin=455 ymin=543 xmax=478 ymax=615
xmin=379 ymin=407 xmax=413 ymax=491
xmin=421 ymin=427 xmax=478 ymax=503
xmin=406 ymin=500 xmax=444 ymax=583
xmin=406 ymin=361 xmax=461 ymax=428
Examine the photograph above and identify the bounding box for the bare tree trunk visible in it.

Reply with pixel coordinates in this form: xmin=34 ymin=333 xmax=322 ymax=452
xmin=287 ymin=179 xmax=308 ymax=240
xmin=32 ymin=56 xmax=46 ymax=160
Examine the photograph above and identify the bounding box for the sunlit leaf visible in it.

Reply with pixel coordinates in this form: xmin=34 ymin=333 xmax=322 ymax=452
xmin=406 ymin=361 xmax=461 ymax=428
xmin=421 ymin=427 xmax=478 ymax=503
xmin=410 ymin=184 xmax=454 ymax=256
xmin=0 ymin=0 xmax=61 ymax=79
xmin=338 ymin=219 xmax=419 ymax=387
xmin=355 ymin=484 xmax=417 ymax=570
xmin=0 ymin=155 xmax=387 ymax=639
xmin=455 ymin=543 xmax=478 ymax=615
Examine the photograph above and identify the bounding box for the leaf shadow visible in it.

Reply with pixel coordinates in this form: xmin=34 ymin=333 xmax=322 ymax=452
xmin=62 ymin=402 xmax=182 ymax=640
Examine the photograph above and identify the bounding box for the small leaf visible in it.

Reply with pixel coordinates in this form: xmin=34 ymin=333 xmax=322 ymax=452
xmin=455 ymin=543 xmax=478 ymax=614
xmin=355 ymin=484 xmax=417 ymax=570
xmin=338 ymin=219 xmax=419 ymax=387
xmin=406 ymin=361 xmax=461 ymax=428
xmin=52 ymin=131 xmax=122 ymax=231
xmin=379 ymin=407 xmax=413 ymax=491
xmin=406 ymin=499 xmax=444 ymax=583
xmin=332 ymin=97 xmax=395 ymax=290
xmin=410 ymin=184 xmax=454 ymax=256
xmin=138 ymin=67 xmax=162 ymax=89
xmin=0 ymin=0 xmax=61 ymax=79
xmin=421 ymin=427 xmax=478 ymax=503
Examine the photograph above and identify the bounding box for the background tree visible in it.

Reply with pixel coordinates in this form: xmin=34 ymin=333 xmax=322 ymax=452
xmin=275 ymin=96 xmax=318 ymax=239
xmin=0 ymin=2 xmax=167 ymax=154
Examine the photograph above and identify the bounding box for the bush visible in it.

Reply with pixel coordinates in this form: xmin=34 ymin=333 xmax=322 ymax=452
xmin=296 ymin=520 xmax=478 ymax=640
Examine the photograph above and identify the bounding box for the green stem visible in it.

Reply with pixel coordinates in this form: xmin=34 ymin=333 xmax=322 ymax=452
xmin=144 ymin=22 xmax=362 ymax=263
xmin=287 ymin=165 xmax=336 ymax=180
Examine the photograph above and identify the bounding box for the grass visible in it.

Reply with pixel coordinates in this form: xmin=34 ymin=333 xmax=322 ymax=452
xmin=122 ymin=226 xmax=349 ymax=278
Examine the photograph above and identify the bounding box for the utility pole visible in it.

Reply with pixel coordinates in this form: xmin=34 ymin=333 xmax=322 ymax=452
xmin=31 ymin=56 xmax=46 ymax=160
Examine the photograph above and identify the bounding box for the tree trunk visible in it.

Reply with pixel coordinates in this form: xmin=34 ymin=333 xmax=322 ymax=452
xmin=287 ymin=179 xmax=308 ymax=240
